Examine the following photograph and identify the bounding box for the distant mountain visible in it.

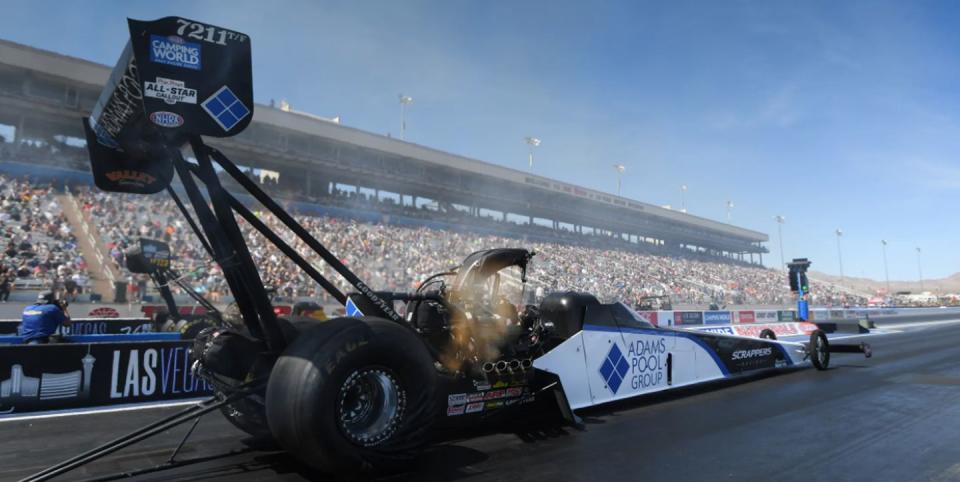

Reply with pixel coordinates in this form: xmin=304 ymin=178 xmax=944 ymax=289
xmin=810 ymin=271 xmax=960 ymax=295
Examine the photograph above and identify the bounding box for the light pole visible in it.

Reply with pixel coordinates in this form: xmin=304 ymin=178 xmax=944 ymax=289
xmin=726 ymin=200 xmax=734 ymax=221
xmin=398 ymin=94 xmax=413 ymax=140
xmin=614 ymin=164 xmax=626 ymax=196
xmin=916 ymin=247 xmax=924 ymax=292
xmin=881 ymin=240 xmax=890 ymax=295
xmin=774 ymin=215 xmax=786 ymax=270
xmin=525 ymin=137 xmax=541 ymax=170
xmin=680 ymin=184 xmax=688 ymax=213
xmin=835 ymin=229 xmax=844 ymax=281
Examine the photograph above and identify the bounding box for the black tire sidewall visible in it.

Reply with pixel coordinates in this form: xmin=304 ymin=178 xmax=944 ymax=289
xmin=267 ymin=317 xmax=437 ymax=473
xmin=810 ymin=330 xmax=830 ymax=370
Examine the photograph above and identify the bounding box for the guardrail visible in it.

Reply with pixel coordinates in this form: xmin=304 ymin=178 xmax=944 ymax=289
xmin=0 ymin=339 xmax=210 ymax=415
xmin=0 ymin=317 xmax=154 ymax=337
xmin=633 ymin=307 xmax=960 ymax=327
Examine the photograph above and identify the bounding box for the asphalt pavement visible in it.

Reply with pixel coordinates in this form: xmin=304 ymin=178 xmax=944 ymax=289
xmin=4 ymin=320 xmax=960 ymax=482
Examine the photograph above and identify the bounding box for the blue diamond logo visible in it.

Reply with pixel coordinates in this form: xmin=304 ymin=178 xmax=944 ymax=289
xmin=202 ymin=86 xmax=250 ymax=132
xmin=600 ymin=342 xmax=629 ymax=394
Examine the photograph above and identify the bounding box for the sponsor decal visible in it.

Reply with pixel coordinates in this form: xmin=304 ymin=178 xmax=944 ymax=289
xmin=447 ymin=405 xmax=465 ymax=416
xmin=738 ymin=311 xmax=756 ymax=323
xmin=467 ymin=392 xmax=485 ymax=403
xmin=201 ymin=86 xmax=250 ymax=131
xmin=465 ymin=402 xmax=484 ymax=414
xmin=144 ymin=77 xmax=197 ymax=105
xmin=447 ymin=393 xmax=466 ymax=406
xmin=91 ymin=57 xmax=142 ymax=147
xmin=675 ymin=311 xmax=704 ymax=325
xmin=599 ymin=337 xmax=668 ymax=395
xmin=344 ymin=298 xmax=364 ymax=317
xmin=699 ymin=326 xmax=734 ymax=335
xmin=174 ymin=18 xmax=247 ymax=45
xmin=703 ymin=311 xmax=732 ymax=324
xmin=88 ymin=307 xmax=120 ymax=318
xmin=505 ymin=387 xmax=523 ymax=397
xmin=105 ymin=170 xmax=158 ymax=189
xmin=485 ymin=389 xmax=505 ymax=400
xmin=492 ymin=380 xmax=509 ymax=389
xmin=731 ymin=347 xmax=773 ymax=360
xmin=149 ymin=111 xmax=184 ymax=128
xmin=472 ymin=380 xmax=491 ymax=391
xmin=149 ymin=35 xmax=202 ymax=70
xmin=485 ymin=400 xmax=503 ymax=410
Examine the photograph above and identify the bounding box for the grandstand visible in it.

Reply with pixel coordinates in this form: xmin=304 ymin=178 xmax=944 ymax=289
xmin=0 ymin=38 xmax=869 ymax=308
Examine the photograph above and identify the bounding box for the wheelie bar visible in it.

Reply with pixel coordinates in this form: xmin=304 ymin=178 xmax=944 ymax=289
xmin=829 ymin=342 xmax=872 ymax=358
xmin=19 ymin=380 xmax=265 ymax=482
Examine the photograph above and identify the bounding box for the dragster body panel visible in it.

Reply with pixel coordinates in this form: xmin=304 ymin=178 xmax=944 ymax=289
xmin=535 ymin=324 xmax=806 ymax=410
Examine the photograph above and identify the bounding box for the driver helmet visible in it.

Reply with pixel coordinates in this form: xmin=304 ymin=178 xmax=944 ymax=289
xmin=37 ymin=291 xmax=57 ymax=304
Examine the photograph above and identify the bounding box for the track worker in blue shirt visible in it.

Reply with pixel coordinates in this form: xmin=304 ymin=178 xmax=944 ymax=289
xmin=19 ymin=292 xmax=71 ymax=344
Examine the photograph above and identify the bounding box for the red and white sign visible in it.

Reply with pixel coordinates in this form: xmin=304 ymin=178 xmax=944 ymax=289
xmin=737 ymin=311 xmax=756 ymax=324
xmin=88 ymin=307 xmax=119 ymax=318
xmin=732 ymin=322 xmax=819 ymax=338
xmin=447 ymin=405 xmax=465 ymax=416
xmin=637 ymin=311 xmax=658 ymax=326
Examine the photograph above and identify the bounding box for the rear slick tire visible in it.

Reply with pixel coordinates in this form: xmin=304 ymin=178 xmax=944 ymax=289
xmin=809 ymin=329 xmax=830 ymax=370
xmin=265 ymin=317 xmax=437 ymax=475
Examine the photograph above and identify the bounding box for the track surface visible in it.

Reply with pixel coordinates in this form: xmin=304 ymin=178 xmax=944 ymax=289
xmin=4 ymin=321 xmax=960 ymax=482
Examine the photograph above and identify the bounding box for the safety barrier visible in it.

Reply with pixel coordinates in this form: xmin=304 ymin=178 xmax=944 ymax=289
xmin=0 ymin=339 xmax=211 ymax=415
xmin=0 ymin=317 xmax=154 ymax=337
xmin=633 ymin=307 xmax=960 ymax=327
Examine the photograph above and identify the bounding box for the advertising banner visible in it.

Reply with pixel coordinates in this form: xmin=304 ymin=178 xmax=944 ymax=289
xmin=732 ymin=322 xmax=817 ymax=338
xmin=755 ymin=310 xmax=778 ymax=323
xmin=703 ymin=311 xmax=732 ymax=325
xmin=737 ymin=311 xmax=756 ymax=324
xmin=0 ymin=340 xmax=212 ymax=414
xmin=675 ymin=311 xmax=704 ymax=325
xmin=777 ymin=310 xmax=796 ymax=321
xmin=636 ymin=311 xmax=659 ymax=326
xmin=0 ymin=318 xmax=153 ymax=336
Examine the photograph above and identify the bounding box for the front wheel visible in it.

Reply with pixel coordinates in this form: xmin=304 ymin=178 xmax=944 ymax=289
xmin=266 ymin=317 xmax=437 ymax=474
xmin=809 ymin=330 xmax=830 ymax=370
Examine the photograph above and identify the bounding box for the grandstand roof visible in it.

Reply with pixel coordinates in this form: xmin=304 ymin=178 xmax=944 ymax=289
xmin=0 ymin=38 xmax=768 ymax=254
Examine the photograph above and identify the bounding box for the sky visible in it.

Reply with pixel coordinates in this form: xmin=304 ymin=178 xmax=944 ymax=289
xmin=2 ymin=0 xmax=959 ymax=282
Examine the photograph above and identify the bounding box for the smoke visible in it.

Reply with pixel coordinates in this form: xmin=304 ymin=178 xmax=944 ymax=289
xmin=438 ymin=270 xmax=524 ymax=372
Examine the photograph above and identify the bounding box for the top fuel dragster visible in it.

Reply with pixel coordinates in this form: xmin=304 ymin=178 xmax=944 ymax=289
xmin=22 ymin=16 xmax=871 ymax=480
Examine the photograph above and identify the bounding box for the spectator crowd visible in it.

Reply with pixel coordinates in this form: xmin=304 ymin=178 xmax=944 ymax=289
xmin=73 ymin=185 xmax=867 ymax=307
xmin=0 ymin=175 xmax=89 ymax=301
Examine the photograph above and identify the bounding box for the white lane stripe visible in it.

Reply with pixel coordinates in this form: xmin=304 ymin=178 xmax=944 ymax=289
xmin=876 ymin=318 xmax=960 ymax=331
xmin=0 ymin=398 xmax=205 ymax=423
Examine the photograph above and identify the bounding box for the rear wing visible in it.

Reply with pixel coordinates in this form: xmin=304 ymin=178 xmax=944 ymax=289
xmin=83 ymin=16 xmax=253 ymax=194
xmin=80 ymin=16 xmax=406 ymax=354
